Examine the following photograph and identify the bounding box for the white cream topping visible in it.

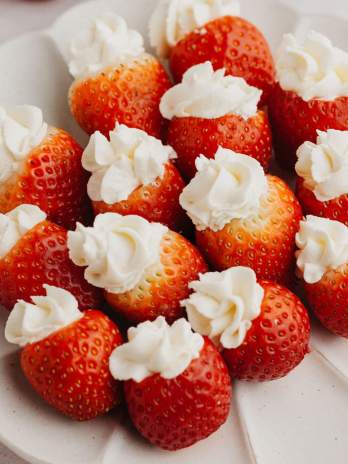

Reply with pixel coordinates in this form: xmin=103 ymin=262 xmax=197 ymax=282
xmin=109 ymin=316 xmax=204 ymax=382
xmin=182 ymin=267 xmax=263 ymax=349
xmin=149 ymin=0 xmax=240 ymax=58
xmin=0 ymin=105 xmax=48 ymax=183
xmin=69 ymin=13 xmax=145 ymax=79
xmin=296 ymin=130 xmax=348 ymax=202
xmin=179 ymin=147 xmax=268 ymax=232
xmin=83 ymin=125 xmax=176 ymax=204
xmin=160 ymin=62 xmax=261 ymax=120
xmin=296 ymin=215 xmax=348 ymax=284
xmin=5 ymin=285 xmax=83 ymax=347
xmin=276 ymin=31 xmax=348 ymax=101
xmin=67 ymin=213 xmax=167 ymax=294
xmin=0 ymin=205 xmax=47 ymax=259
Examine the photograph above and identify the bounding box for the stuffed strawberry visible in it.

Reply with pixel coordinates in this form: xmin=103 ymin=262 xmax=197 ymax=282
xmin=0 ymin=204 xmax=102 ymax=311
xmin=182 ymin=266 xmax=310 ymax=381
xmin=0 ymin=105 xmax=90 ymax=229
xmin=295 ymin=129 xmax=348 ymax=226
xmin=68 ymin=13 xmax=171 ymax=139
xmin=180 ymin=147 xmax=302 ymax=283
xmin=161 ymin=62 xmax=272 ymax=180
xmin=269 ymin=31 xmax=348 ymax=170
xmin=150 ymin=0 xmax=275 ymax=105
xmin=82 ymin=124 xmax=188 ymax=232
xmin=109 ymin=316 xmax=231 ymax=449
xmin=68 ymin=213 xmax=207 ymax=324
xmin=5 ymin=285 xmax=123 ymax=420
xmin=296 ymin=215 xmax=348 ymax=338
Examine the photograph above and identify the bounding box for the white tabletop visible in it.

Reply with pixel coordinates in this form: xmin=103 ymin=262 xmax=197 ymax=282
xmin=0 ymin=0 xmax=347 ymax=463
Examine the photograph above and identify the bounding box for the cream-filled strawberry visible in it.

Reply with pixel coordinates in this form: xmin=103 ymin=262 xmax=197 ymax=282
xmin=296 ymin=215 xmax=348 ymax=338
xmin=182 ymin=267 xmax=310 ymax=381
xmin=296 ymin=130 xmax=348 ymax=225
xmin=5 ymin=285 xmax=122 ymax=421
xmin=269 ymin=31 xmax=348 ymax=169
xmin=68 ymin=13 xmax=171 ymax=139
xmin=83 ymin=124 xmax=188 ymax=232
xmin=0 ymin=105 xmax=90 ymax=229
xmin=161 ymin=62 xmax=272 ymax=179
xmin=109 ymin=316 xmax=231 ymax=450
xmin=0 ymin=204 xmax=102 ymax=311
xmin=180 ymin=147 xmax=302 ymax=283
xmin=68 ymin=213 xmax=207 ymax=323
xmin=150 ymin=0 xmax=275 ymax=104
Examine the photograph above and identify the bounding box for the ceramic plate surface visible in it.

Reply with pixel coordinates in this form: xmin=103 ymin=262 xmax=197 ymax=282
xmin=1 ymin=1 xmax=348 ymax=463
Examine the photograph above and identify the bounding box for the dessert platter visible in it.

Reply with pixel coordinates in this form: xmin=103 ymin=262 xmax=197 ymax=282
xmin=0 ymin=0 xmax=348 ymax=463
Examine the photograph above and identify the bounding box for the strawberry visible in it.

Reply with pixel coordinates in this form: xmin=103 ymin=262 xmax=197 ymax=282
xmin=223 ymin=281 xmax=310 ymax=381
xmin=20 ymin=308 xmax=123 ymax=421
xmin=167 ymin=111 xmax=272 ymax=180
xmin=268 ymin=83 xmax=348 ymax=170
xmin=69 ymin=54 xmax=171 ymax=139
xmin=0 ymin=219 xmax=102 ymax=311
xmin=169 ymin=16 xmax=275 ymax=106
xmin=0 ymin=127 xmax=91 ymax=230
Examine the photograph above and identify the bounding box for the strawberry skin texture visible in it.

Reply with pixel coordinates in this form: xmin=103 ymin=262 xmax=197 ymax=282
xmin=0 ymin=220 xmax=102 ymax=311
xmin=223 ymin=281 xmax=310 ymax=381
xmin=196 ymin=176 xmax=303 ymax=284
xmin=304 ymin=264 xmax=348 ymax=338
xmin=268 ymin=83 xmax=348 ymax=170
xmin=0 ymin=128 xmax=91 ymax=230
xmin=106 ymin=231 xmax=208 ymax=324
xmin=170 ymin=16 xmax=275 ymax=106
xmin=296 ymin=178 xmax=348 ymax=226
xmin=69 ymin=55 xmax=171 ymax=139
xmin=93 ymin=162 xmax=190 ymax=233
xmin=124 ymin=338 xmax=231 ymax=450
xmin=167 ymin=112 xmax=272 ymax=180
xmin=21 ymin=310 xmax=123 ymax=421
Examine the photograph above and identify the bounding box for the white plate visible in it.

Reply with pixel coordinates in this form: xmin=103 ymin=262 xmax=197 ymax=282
xmin=1 ymin=1 xmax=348 ymax=463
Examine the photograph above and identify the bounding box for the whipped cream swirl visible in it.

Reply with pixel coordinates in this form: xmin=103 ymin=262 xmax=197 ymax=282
xmin=69 ymin=13 xmax=145 ymax=79
xmin=109 ymin=316 xmax=204 ymax=382
xmin=149 ymin=0 xmax=240 ymax=58
xmin=179 ymin=147 xmax=268 ymax=232
xmin=276 ymin=31 xmax=348 ymax=101
xmin=296 ymin=215 xmax=348 ymax=284
xmin=83 ymin=125 xmax=176 ymax=204
xmin=5 ymin=285 xmax=83 ymax=347
xmin=160 ymin=61 xmax=261 ymax=120
xmin=68 ymin=213 xmax=167 ymax=294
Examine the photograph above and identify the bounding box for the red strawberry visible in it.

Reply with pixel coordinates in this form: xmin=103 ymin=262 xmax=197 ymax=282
xmin=223 ymin=281 xmax=310 ymax=381
xmin=20 ymin=309 xmax=123 ymax=421
xmin=170 ymin=16 xmax=275 ymax=106
xmin=167 ymin=111 xmax=272 ymax=180
xmin=0 ymin=219 xmax=102 ymax=311
xmin=268 ymin=83 xmax=348 ymax=170
xmin=196 ymin=175 xmax=303 ymax=284
xmin=0 ymin=127 xmax=91 ymax=230
xmin=69 ymin=55 xmax=171 ymax=139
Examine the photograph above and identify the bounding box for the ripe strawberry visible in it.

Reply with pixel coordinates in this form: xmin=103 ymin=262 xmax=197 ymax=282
xmin=0 ymin=220 xmax=102 ymax=311
xmin=21 ymin=310 xmax=123 ymax=421
xmin=124 ymin=337 xmax=231 ymax=450
xmin=296 ymin=178 xmax=348 ymax=226
xmin=268 ymin=83 xmax=348 ymax=170
xmin=0 ymin=128 xmax=91 ymax=230
xmin=106 ymin=230 xmax=208 ymax=323
xmin=170 ymin=16 xmax=275 ymax=106
xmin=223 ymin=281 xmax=310 ymax=381
xmin=196 ymin=175 xmax=303 ymax=284
xmin=69 ymin=55 xmax=171 ymax=139
xmin=167 ymin=111 xmax=272 ymax=180
xmin=92 ymin=162 xmax=190 ymax=233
